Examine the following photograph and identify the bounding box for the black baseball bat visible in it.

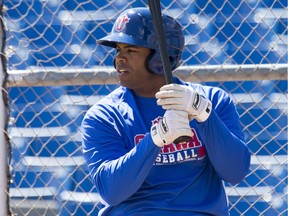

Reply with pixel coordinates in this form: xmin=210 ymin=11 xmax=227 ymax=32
xmin=148 ymin=0 xmax=191 ymax=143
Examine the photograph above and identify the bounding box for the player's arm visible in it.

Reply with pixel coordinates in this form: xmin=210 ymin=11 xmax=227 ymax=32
xmin=195 ymin=91 xmax=251 ymax=184
xmin=82 ymin=105 xmax=192 ymax=205
xmin=82 ymin=107 xmax=159 ymax=206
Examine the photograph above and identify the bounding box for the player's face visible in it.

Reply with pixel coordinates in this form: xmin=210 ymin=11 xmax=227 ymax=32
xmin=115 ymin=43 xmax=166 ymax=97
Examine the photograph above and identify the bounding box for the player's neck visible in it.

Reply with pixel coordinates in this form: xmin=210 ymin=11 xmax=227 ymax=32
xmin=132 ymin=77 xmax=166 ymax=98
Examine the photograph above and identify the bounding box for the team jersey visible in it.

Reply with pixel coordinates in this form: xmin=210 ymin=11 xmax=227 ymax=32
xmin=81 ymin=77 xmax=251 ymax=216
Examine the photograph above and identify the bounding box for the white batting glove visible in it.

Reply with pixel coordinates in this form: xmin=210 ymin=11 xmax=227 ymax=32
xmin=150 ymin=110 xmax=193 ymax=147
xmin=155 ymin=84 xmax=212 ymax=122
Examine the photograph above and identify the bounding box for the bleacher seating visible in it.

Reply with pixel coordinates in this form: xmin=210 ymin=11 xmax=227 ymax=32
xmin=59 ymin=166 xmax=100 ymax=216
xmin=10 ymin=169 xmax=61 ymax=215
xmin=7 ymin=0 xmax=287 ymax=68
xmin=227 ymin=80 xmax=287 ymax=215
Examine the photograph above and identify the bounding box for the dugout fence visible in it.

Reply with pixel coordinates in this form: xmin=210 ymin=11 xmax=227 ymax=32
xmin=2 ymin=0 xmax=288 ymax=215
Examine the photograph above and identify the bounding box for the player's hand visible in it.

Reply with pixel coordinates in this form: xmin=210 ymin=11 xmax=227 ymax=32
xmin=155 ymin=84 xmax=212 ymax=122
xmin=150 ymin=110 xmax=193 ymax=147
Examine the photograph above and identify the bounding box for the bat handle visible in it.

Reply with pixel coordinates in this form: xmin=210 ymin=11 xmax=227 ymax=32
xmin=173 ymin=136 xmax=191 ymax=144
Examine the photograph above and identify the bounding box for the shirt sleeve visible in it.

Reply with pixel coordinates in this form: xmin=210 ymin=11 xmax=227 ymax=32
xmin=195 ymin=87 xmax=251 ymax=184
xmin=81 ymin=105 xmax=160 ymax=206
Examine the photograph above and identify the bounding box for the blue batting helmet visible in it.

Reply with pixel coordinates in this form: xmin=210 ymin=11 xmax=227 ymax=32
xmin=97 ymin=7 xmax=184 ymax=75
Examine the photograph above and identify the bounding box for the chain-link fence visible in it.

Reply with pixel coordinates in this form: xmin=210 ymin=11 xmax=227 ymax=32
xmin=2 ymin=0 xmax=288 ymax=215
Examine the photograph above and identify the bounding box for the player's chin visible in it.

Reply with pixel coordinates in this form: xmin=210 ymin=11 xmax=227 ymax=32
xmin=118 ymin=79 xmax=136 ymax=89
xmin=118 ymin=79 xmax=129 ymax=86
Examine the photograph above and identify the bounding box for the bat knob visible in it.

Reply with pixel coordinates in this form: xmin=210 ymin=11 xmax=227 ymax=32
xmin=173 ymin=136 xmax=191 ymax=144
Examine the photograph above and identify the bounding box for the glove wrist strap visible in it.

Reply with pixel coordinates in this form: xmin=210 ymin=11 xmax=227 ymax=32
xmin=150 ymin=123 xmax=165 ymax=147
xmin=195 ymin=99 xmax=212 ymax=122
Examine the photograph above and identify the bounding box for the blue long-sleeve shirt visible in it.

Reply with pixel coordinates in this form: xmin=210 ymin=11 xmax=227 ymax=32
xmin=81 ymin=77 xmax=251 ymax=216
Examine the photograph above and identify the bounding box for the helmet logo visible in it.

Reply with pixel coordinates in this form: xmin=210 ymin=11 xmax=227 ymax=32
xmin=115 ymin=14 xmax=130 ymax=32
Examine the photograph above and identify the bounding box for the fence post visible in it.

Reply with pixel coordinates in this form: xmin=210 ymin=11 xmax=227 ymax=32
xmin=0 ymin=1 xmax=9 ymax=215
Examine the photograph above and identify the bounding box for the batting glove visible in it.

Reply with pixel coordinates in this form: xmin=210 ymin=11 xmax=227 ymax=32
xmin=150 ymin=110 xmax=193 ymax=147
xmin=155 ymin=84 xmax=212 ymax=122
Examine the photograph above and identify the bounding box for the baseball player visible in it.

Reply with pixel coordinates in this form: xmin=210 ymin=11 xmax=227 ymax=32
xmin=82 ymin=7 xmax=251 ymax=216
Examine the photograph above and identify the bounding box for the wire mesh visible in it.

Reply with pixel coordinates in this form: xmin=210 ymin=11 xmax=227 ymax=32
xmin=3 ymin=0 xmax=288 ymax=215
